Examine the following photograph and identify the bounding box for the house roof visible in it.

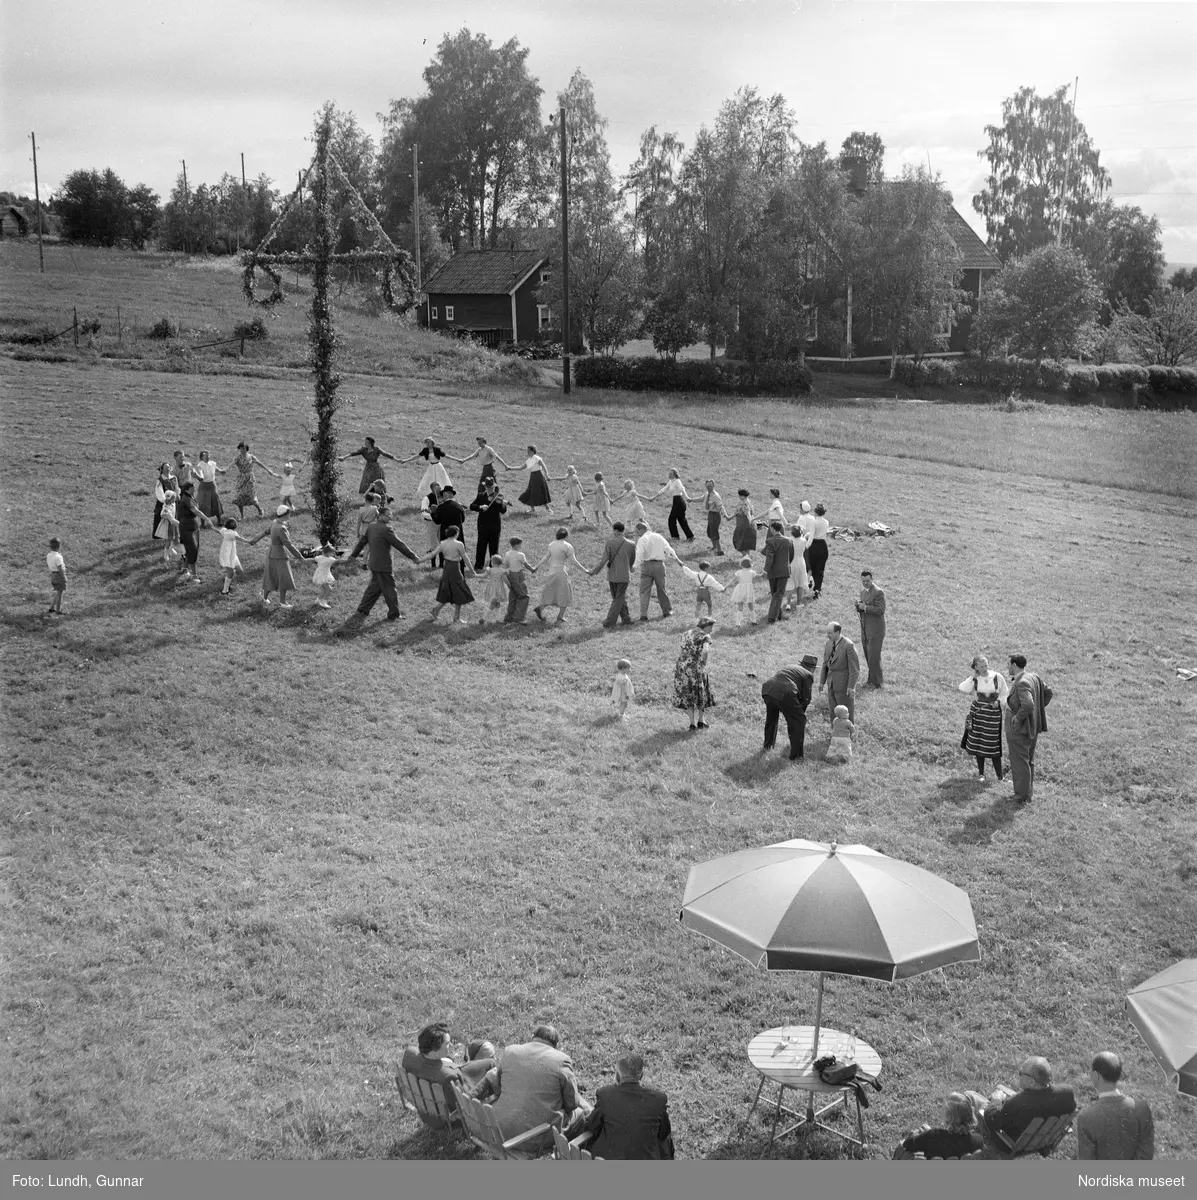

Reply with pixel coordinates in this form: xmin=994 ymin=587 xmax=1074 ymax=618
xmin=947 ymin=208 xmax=1002 ymax=271
xmin=423 ymin=250 xmax=548 ymax=296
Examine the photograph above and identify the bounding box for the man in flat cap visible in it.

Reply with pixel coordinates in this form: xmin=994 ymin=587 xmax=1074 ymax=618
xmin=760 ymin=654 xmax=818 ymax=760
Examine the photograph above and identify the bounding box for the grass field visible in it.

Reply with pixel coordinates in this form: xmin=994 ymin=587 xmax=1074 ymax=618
xmin=1 ymin=247 xmax=1195 ymax=1163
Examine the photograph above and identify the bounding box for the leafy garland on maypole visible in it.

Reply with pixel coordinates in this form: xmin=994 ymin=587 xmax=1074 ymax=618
xmin=238 ymin=103 xmax=417 ymax=545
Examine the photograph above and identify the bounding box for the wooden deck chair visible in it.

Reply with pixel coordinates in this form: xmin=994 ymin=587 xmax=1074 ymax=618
xmin=551 ymin=1127 xmax=598 ymax=1160
xmin=394 ymin=1063 xmax=460 ymax=1131
xmin=452 ymin=1084 xmax=553 ymax=1160
xmin=995 ymin=1113 xmax=1074 ymax=1158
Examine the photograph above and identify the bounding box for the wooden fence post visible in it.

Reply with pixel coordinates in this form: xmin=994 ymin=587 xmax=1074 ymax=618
xmin=73 ymin=308 xmax=79 ymax=347
xmin=240 ymin=337 xmax=245 ymax=357
xmin=117 ymin=305 xmax=122 ymax=347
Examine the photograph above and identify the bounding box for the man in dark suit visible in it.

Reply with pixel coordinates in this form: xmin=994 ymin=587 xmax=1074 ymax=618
xmin=1004 ymin=653 xmax=1050 ymax=804
xmin=854 ymin=569 xmax=887 ymax=687
xmin=468 ymin=477 xmax=508 ymax=571
xmin=581 ymin=1051 xmax=674 ymax=1160
xmin=1076 ymin=1051 xmax=1154 ymax=1160
xmin=981 ymin=1056 xmax=1075 ymax=1154
xmin=588 ymin=521 xmax=637 ymax=628
xmin=760 ymin=655 xmax=818 ymax=760
xmin=819 ymin=620 xmax=861 ymax=722
xmin=763 ymin=521 xmax=793 ymax=623
xmin=347 ymin=508 xmax=419 ymax=620
xmin=430 ymin=485 xmax=467 ymax=568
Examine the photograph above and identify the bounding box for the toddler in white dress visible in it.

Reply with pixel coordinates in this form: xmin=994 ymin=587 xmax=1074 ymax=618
xmin=312 ymin=541 xmax=340 ymax=608
xmin=729 ymin=557 xmax=760 ymax=625
xmin=611 ymin=658 xmax=634 ymax=719
xmin=218 ymin=518 xmax=253 ymax=595
xmin=479 ymin=555 xmax=509 ymax=623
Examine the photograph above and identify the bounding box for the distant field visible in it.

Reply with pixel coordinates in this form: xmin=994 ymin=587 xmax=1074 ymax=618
xmin=1 ymin=349 xmax=1194 ymax=1162
xmin=0 ymin=240 xmax=540 ymax=387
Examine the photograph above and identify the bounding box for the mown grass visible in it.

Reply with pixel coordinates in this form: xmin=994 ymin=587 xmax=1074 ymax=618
xmin=1 ymin=322 xmax=1195 ymax=1160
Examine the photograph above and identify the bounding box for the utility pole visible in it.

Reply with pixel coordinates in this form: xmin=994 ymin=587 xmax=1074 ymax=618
xmin=412 ymin=143 xmax=422 ymax=291
xmin=30 ymin=132 xmax=44 ymax=273
xmin=239 ymin=152 xmax=247 ymax=253
xmin=1056 ymin=76 xmax=1079 ymax=246
xmin=559 ymin=106 xmax=571 ymax=395
xmin=181 ymin=159 xmax=189 ymax=253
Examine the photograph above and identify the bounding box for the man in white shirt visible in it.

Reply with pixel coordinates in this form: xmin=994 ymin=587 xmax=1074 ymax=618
xmin=633 ymin=519 xmax=682 ymax=621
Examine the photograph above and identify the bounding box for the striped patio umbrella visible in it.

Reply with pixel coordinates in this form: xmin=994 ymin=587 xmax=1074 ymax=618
xmin=1126 ymin=959 xmax=1197 ymax=1097
xmin=680 ymin=839 xmax=981 ymax=1054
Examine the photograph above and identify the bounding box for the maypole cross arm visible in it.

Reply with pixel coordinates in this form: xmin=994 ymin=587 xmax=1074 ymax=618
xmin=239 ymin=151 xmax=417 ymax=313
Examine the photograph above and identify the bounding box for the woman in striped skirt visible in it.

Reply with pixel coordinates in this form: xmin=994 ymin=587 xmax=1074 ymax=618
xmin=958 ymin=654 xmax=1009 ymax=779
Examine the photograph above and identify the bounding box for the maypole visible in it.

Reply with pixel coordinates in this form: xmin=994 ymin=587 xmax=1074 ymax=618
xmin=240 ymin=103 xmax=416 ymax=544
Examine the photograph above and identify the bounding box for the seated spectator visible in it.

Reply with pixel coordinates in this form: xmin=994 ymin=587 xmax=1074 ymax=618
xmin=582 ymin=1051 xmax=675 ymax=1160
xmin=981 ymin=1056 xmax=1076 ymax=1153
xmin=476 ymin=1023 xmax=592 ymax=1154
xmin=400 ymin=1021 xmax=496 ymax=1130
xmin=1076 ymin=1052 xmax=1154 ymax=1160
xmin=895 ymin=1092 xmax=983 ymax=1159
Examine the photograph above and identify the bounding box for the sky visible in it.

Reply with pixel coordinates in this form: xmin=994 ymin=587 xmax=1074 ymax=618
xmin=3 ymin=0 xmax=1196 ymax=264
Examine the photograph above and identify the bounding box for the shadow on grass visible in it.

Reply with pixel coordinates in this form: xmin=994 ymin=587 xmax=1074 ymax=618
xmin=723 ymin=751 xmax=795 ymax=785
xmin=384 ymin=1125 xmax=479 ymax=1161
xmin=929 ymin=773 xmax=995 ymax=807
xmin=946 ymin=792 xmax=1023 ymax=845
xmin=625 ymin=728 xmax=696 ymax=758
xmin=704 ymin=1111 xmax=875 ymax=1160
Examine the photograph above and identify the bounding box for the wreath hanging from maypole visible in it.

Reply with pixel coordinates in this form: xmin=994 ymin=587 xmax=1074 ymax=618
xmin=235 ymin=106 xmax=419 ymax=546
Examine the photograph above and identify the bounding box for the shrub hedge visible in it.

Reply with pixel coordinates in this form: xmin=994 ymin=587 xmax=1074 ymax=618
xmin=574 ymin=356 xmax=813 ymax=397
xmin=881 ymin=355 xmax=1196 ymax=398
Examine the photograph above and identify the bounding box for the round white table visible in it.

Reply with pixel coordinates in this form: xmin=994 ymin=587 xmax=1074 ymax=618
xmin=746 ymin=1025 xmax=883 ymax=1152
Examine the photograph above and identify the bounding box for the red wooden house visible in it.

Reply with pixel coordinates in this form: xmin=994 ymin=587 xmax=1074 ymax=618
xmin=419 ymin=250 xmax=551 ymax=348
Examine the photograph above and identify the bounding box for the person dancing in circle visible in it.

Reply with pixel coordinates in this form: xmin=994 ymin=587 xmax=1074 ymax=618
xmin=650 ymin=469 xmax=695 ymax=542
xmin=458 ymin=436 xmax=513 ymax=494
xmin=532 ymin=527 xmax=586 ymax=625
xmin=424 ymin=524 xmax=477 ymax=625
xmin=339 ymin=436 xmax=397 ymax=496
xmin=518 ymin=445 xmax=554 ymax=514
xmin=232 ymin=442 xmax=274 ymax=519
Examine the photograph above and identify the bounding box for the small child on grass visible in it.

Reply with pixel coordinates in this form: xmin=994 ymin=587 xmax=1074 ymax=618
xmin=312 ymin=541 xmax=342 ymax=609
xmin=46 ymin=537 xmax=66 ymax=615
xmin=729 ymin=556 xmax=760 ymax=626
xmin=218 ymin=518 xmax=254 ymax=595
xmin=278 ymin=461 xmax=299 ymax=513
xmin=554 ymin=465 xmax=591 ymax=524
xmin=611 ymin=658 xmax=634 ymax=720
xmin=480 ymin=554 xmax=509 ymax=623
xmin=825 ymin=704 xmax=856 ymax=764
xmin=593 ymin=472 xmax=612 ymax=527
xmin=156 ymin=491 xmax=180 ymax=563
xmin=682 ymin=559 xmax=726 ymax=618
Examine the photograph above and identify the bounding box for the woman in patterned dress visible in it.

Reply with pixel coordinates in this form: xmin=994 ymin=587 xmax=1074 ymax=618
xmin=673 ymin=617 xmax=716 ymax=731
xmin=232 ymin=442 xmax=275 ymax=519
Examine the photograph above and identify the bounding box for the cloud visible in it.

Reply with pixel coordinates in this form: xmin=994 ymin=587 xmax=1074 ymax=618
xmin=1106 ymin=150 xmax=1178 ymax=198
